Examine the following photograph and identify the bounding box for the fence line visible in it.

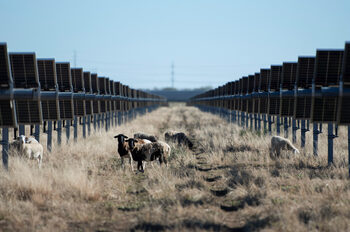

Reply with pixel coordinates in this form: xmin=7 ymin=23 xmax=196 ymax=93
xmin=188 ymin=42 xmax=350 ymax=176
xmin=0 ymin=42 xmax=167 ymax=169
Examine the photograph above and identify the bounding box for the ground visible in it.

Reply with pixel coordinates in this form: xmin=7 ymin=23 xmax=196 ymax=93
xmin=1 ymin=104 xmax=350 ymax=231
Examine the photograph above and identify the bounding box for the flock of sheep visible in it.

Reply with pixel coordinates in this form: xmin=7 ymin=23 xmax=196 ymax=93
xmin=8 ymin=129 xmax=298 ymax=170
xmin=114 ymin=131 xmax=193 ymax=172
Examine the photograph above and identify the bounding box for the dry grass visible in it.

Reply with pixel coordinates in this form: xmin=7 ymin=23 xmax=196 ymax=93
xmin=1 ymin=104 xmax=350 ymax=231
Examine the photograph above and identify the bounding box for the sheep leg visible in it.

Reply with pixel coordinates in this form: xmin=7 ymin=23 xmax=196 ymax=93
xmin=33 ymin=152 xmax=42 ymax=168
xmin=121 ymin=157 xmax=125 ymax=169
xmin=137 ymin=161 xmax=144 ymax=172
xmin=129 ymin=157 xmax=134 ymax=171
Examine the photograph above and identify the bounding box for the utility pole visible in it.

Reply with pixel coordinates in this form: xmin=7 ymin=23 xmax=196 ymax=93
xmin=171 ymin=62 xmax=174 ymax=88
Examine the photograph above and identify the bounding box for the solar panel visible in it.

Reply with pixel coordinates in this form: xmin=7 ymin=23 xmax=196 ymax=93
xmin=15 ymin=100 xmax=42 ymax=124
xmin=294 ymin=96 xmax=312 ymax=119
xmin=0 ymin=43 xmax=17 ymax=127
xmin=281 ymin=62 xmax=298 ymax=90
xmin=279 ymin=62 xmax=297 ymax=117
xmin=253 ymin=73 xmax=260 ymax=92
xmin=9 ymin=53 xmax=42 ymax=124
xmin=37 ymin=59 xmax=60 ymax=121
xmin=296 ymin=57 xmax=315 ymax=89
xmin=59 ymin=99 xmax=74 ymax=119
xmin=0 ymin=43 xmax=13 ymax=89
xmin=280 ymin=97 xmax=294 ymax=117
xmin=311 ymin=50 xmax=343 ymax=122
xmin=293 ymin=57 xmax=315 ymax=119
xmin=71 ymin=68 xmax=84 ymax=92
xmin=84 ymin=72 xmax=92 ymax=93
xmin=9 ymin=53 xmax=39 ymax=88
xmin=269 ymin=65 xmax=282 ymax=91
xmin=248 ymin=75 xmax=254 ymax=93
xmin=37 ymin=59 xmax=57 ymax=91
xmin=74 ymin=99 xmax=86 ymax=116
xmin=314 ymin=50 xmax=343 ymax=87
xmin=91 ymin=73 xmax=99 ymax=94
xmin=56 ymin=63 xmax=72 ymax=91
xmin=0 ymin=100 xmax=16 ymax=127
xmin=338 ymin=43 xmax=350 ymax=124
xmin=99 ymin=77 xmax=107 ymax=94
xmin=260 ymin=69 xmax=270 ymax=92
xmin=343 ymin=42 xmax=350 ymax=87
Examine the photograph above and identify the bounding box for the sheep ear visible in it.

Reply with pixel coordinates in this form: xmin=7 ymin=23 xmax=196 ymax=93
xmin=114 ymin=135 xmax=119 ymax=138
xmin=124 ymin=135 xmax=128 ymax=139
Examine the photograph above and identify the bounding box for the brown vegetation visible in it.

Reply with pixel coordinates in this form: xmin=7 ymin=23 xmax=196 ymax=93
xmin=1 ymin=104 xmax=350 ymax=231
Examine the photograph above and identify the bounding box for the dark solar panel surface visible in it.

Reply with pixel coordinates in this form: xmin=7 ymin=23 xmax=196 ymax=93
xmin=314 ymin=50 xmax=343 ymax=87
xmin=10 ymin=53 xmax=39 ymax=88
xmin=281 ymin=62 xmax=297 ymax=90
xmin=294 ymin=96 xmax=312 ymax=119
xmin=59 ymin=99 xmax=74 ymax=119
xmin=37 ymin=59 xmax=56 ymax=90
xmin=296 ymin=57 xmax=315 ymax=89
xmin=56 ymin=63 xmax=71 ymax=91
xmin=0 ymin=43 xmax=12 ymax=88
xmin=269 ymin=65 xmax=282 ymax=91
xmin=0 ymin=100 xmax=16 ymax=127
xmin=71 ymin=68 xmax=84 ymax=92
xmin=260 ymin=69 xmax=270 ymax=92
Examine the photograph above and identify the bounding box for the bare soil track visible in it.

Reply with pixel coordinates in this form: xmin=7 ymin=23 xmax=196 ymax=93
xmin=1 ymin=104 xmax=350 ymax=231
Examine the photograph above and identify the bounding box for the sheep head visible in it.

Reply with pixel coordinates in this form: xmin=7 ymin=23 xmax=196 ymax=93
xmin=114 ymin=134 xmax=128 ymax=144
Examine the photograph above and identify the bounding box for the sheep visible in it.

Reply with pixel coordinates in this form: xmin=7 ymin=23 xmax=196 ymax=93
xmin=164 ymin=130 xmax=193 ymax=149
xmin=270 ymin=135 xmax=300 ymax=157
xmin=114 ymin=134 xmax=151 ymax=171
xmin=16 ymin=135 xmax=44 ymax=168
xmin=114 ymin=134 xmax=134 ymax=171
xmin=127 ymin=138 xmax=169 ymax=172
xmin=134 ymin=133 xmax=158 ymax=142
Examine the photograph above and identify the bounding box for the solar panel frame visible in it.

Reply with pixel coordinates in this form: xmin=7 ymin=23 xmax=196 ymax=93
xmin=314 ymin=50 xmax=344 ymax=87
xmin=71 ymin=68 xmax=85 ymax=93
xmin=37 ymin=59 xmax=57 ymax=91
xmin=56 ymin=62 xmax=72 ymax=92
xmin=0 ymin=43 xmax=17 ymax=127
xmin=281 ymin=62 xmax=298 ymax=90
xmin=338 ymin=42 xmax=350 ymax=124
xmin=9 ymin=53 xmax=43 ymax=124
xmin=260 ymin=69 xmax=270 ymax=92
xmin=269 ymin=65 xmax=282 ymax=91
xmin=295 ymin=57 xmax=315 ymax=89
xmin=0 ymin=43 xmax=13 ymax=89
xmin=9 ymin=53 xmax=40 ymax=89
xmin=37 ymin=59 xmax=60 ymax=121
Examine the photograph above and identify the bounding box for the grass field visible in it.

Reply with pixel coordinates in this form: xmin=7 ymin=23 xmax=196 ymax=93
xmin=1 ymin=104 xmax=350 ymax=231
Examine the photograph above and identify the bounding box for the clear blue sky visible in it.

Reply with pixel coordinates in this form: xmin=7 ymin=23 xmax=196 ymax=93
xmin=1 ymin=0 xmax=349 ymax=90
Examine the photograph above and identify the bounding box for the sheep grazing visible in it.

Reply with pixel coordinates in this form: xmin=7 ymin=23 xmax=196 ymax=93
xmin=127 ymin=138 xmax=169 ymax=172
xmin=270 ymin=135 xmax=300 ymax=157
xmin=16 ymin=135 xmax=44 ymax=168
xmin=114 ymin=134 xmax=134 ymax=171
xmin=164 ymin=131 xmax=193 ymax=149
xmin=134 ymin=133 xmax=158 ymax=142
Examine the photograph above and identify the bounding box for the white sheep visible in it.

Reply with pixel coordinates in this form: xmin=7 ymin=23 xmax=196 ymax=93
xmin=270 ymin=135 xmax=299 ymax=157
xmin=17 ymin=135 xmax=44 ymax=168
xmin=134 ymin=133 xmax=158 ymax=142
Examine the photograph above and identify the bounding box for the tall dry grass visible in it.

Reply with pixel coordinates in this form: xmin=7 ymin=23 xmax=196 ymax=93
xmin=0 ymin=104 xmax=350 ymax=231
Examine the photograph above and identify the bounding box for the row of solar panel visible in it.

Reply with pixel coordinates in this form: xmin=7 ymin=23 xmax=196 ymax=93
xmin=0 ymin=43 xmax=165 ymax=128
xmin=189 ymin=42 xmax=350 ymax=124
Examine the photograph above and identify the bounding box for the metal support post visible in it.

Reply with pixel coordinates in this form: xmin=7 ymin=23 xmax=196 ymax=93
xmin=47 ymin=121 xmax=52 ymax=152
xmin=57 ymin=120 xmax=62 ymax=145
xmin=2 ymin=128 xmax=9 ymax=170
